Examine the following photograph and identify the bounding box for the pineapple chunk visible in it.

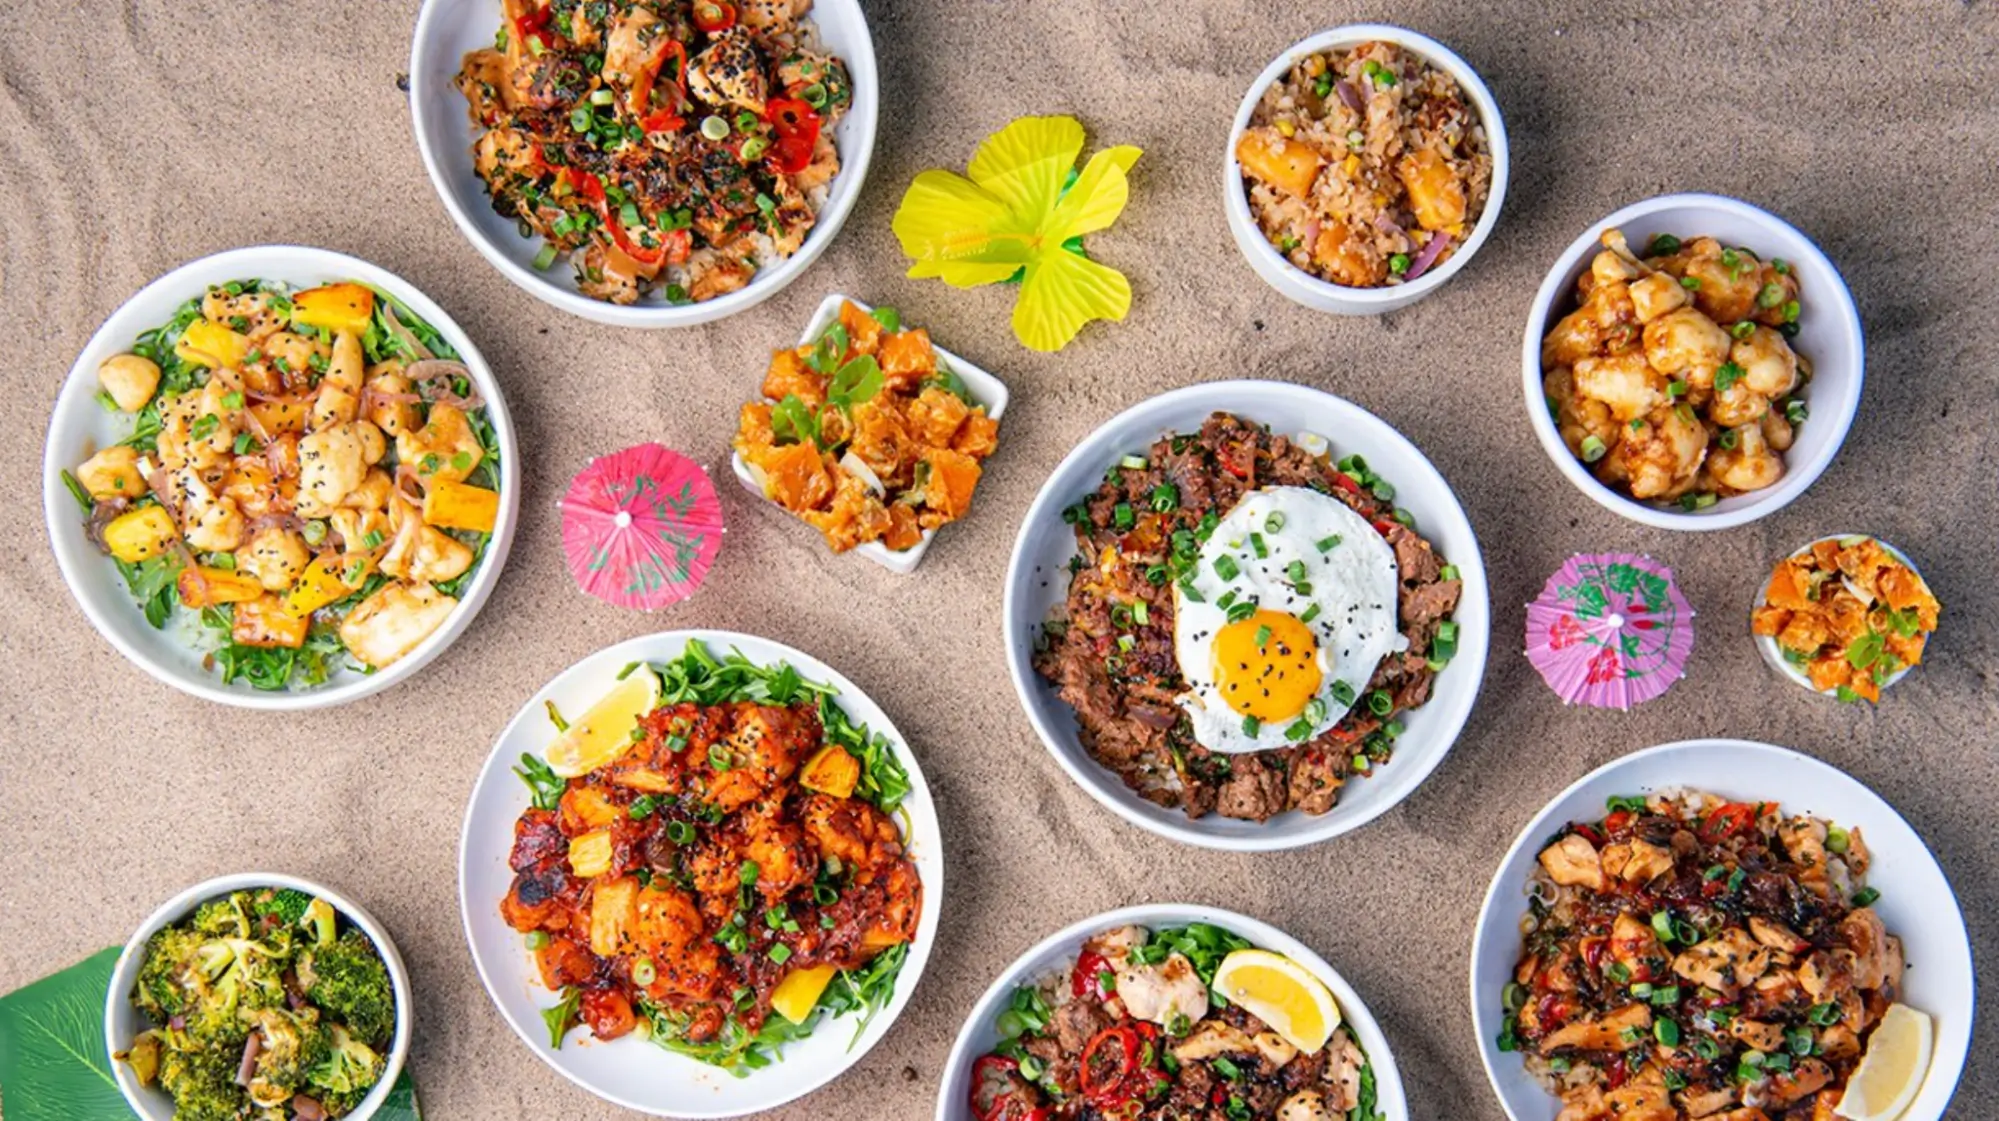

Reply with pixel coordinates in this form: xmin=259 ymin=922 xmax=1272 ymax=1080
xmin=567 ymin=829 xmax=615 ymax=878
xmin=103 ymin=506 xmax=179 ymax=563
xmin=175 ymin=318 xmax=251 ymax=370
xmin=291 ymin=283 xmax=377 ymax=334
xmin=421 ymin=479 xmax=500 ymax=533
xmin=1235 ymin=128 xmax=1322 ymax=198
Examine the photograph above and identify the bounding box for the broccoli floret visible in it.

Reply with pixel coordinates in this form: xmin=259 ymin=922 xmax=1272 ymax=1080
xmin=246 ymin=1007 xmax=331 ymax=1105
xmin=251 ymin=887 xmax=314 ymax=925
xmin=182 ymin=933 xmax=290 ymax=1046
xmin=133 ymin=926 xmax=205 ymax=1020
xmin=300 ymin=930 xmax=395 ymax=1048
xmin=157 ymin=1044 xmax=248 ymax=1121
xmin=191 ymin=892 xmax=254 ymax=939
xmin=306 ymin=1024 xmax=386 ymax=1112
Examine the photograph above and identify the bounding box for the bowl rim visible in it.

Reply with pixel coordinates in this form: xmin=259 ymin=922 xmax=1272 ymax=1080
xmin=1001 ymin=379 xmax=1490 ymax=852
xmin=725 ymin=292 xmax=1012 ymax=573
xmin=1221 ymin=21 xmax=1512 ymax=306
xmin=406 ymin=0 xmax=881 ymax=328
xmin=104 ymin=870 xmax=415 ymax=1121
xmin=455 ymin=627 xmax=944 ymax=1117
xmin=1518 ymin=191 xmax=1865 ymax=531
xmin=1752 ymin=533 xmax=1924 ymax=695
xmin=931 ymin=902 xmax=1410 ymax=1121
xmin=40 ymin=244 xmax=522 ymax=711
xmin=1466 ymin=737 xmax=1975 ymax=1121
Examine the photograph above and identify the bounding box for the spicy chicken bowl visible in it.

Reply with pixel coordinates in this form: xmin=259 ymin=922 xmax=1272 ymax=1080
xmin=937 ymin=904 xmax=1407 ymax=1121
xmin=1004 ymin=381 xmax=1489 ymax=851
xmin=1470 ymin=740 xmax=1972 ymax=1121
xmin=43 ymin=246 xmax=519 ymax=709
xmin=459 ymin=629 xmax=941 ymax=1117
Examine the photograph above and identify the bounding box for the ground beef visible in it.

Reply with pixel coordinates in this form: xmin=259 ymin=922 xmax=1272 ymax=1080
xmin=1033 ymin=412 xmax=1461 ymax=823
xmin=1052 ymin=998 xmax=1109 ymax=1055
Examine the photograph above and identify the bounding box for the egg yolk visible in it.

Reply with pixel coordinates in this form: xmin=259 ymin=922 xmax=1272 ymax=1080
xmin=1212 ymin=610 xmax=1323 ymax=722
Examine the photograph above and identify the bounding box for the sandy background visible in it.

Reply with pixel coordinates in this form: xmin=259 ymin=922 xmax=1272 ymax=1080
xmin=4 ymin=1 xmax=1996 ymax=1118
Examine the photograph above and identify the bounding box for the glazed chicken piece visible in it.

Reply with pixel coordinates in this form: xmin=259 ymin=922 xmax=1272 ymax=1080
xmin=688 ymin=28 xmax=768 ymax=113
xmin=1672 ymin=927 xmax=1771 ymax=998
xmin=1607 ymin=911 xmax=1668 ymax=982
xmin=703 ymin=703 xmax=816 ymax=812
xmin=800 ymin=791 xmax=903 ymax=875
xmin=1539 ymin=1001 xmax=1651 ymax=1053
xmin=1116 ymin=952 xmax=1210 ymax=1027
xmin=1540 ymin=833 xmax=1605 ymax=890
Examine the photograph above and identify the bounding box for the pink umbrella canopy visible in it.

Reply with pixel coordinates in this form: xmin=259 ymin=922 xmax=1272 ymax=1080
xmin=559 ymin=444 xmax=724 ymax=611
xmin=1525 ymin=553 xmax=1694 ymax=710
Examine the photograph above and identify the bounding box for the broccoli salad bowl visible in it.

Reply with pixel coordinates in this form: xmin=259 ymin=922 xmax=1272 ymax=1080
xmin=43 ymin=245 xmax=520 ymax=710
xmin=105 ymin=872 xmax=414 ymax=1121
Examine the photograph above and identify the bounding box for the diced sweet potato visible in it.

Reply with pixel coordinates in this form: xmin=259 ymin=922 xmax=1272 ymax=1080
xmin=884 ymin=503 xmax=923 ymax=551
xmin=736 ymin=402 xmax=776 ymax=454
xmin=233 ymin=595 xmax=310 ymax=649
xmin=951 ymin=411 xmax=1000 ymax=459
xmin=877 ymin=329 xmax=935 ymax=390
xmin=762 ymin=348 xmax=827 ymax=406
xmin=177 ymin=565 xmax=264 ymax=608
xmin=1807 ymin=655 xmax=1851 ymax=693
xmin=1235 ymin=128 xmax=1321 ymax=198
xmin=907 ymin=386 xmax=969 ymax=448
xmin=920 ymin=447 xmax=981 ymax=523
xmin=1765 ymin=560 xmax=1815 ymax=611
xmin=1750 ymin=605 xmax=1792 ymax=638
xmin=1398 ymin=148 xmax=1468 ymax=230
xmin=838 ymin=300 xmax=881 ymax=358
xmin=802 ymin=472 xmax=891 ymax=551
xmin=752 ymin=442 xmax=834 ymax=511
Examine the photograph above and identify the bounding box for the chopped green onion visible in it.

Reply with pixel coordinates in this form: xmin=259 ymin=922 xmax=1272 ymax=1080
xmin=1757 ymin=282 xmax=1786 ymax=309
xmin=1249 ymin=533 xmax=1268 ymax=559
xmin=1389 ymin=253 xmax=1411 ymax=276
xmin=1213 ymin=555 xmax=1240 ymax=581
xmin=532 ymin=243 xmax=560 ymax=270
xmin=1300 ymin=603 xmax=1321 ymax=624
xmin=700 ymin=115 xmax=729 ymax=141
xmin=1580 ymin=435 xmax=1607 ymax=463
xmin=1316 ymin=535 xmax=1341 ymax=552
xmin=1241 ymin=715 xmax=1260 ymax=736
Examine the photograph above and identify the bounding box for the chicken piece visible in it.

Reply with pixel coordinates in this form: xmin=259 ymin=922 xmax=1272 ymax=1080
xmin=1729 ymin=1018 xmax=1787 ymax=1053
xmin=739 ymin=0 xmax=808 ymax=31
xmin=1606 ymin=1068 xmax=1676 ymax=1121
xmin=600 ymin=7 xmax=661 ymax=100
xmin=1609 ymin=406 xmax=1707 ymax=500
xmin=236 ymin=526 xmax=309 ymax=591
xmin=629 ymin=883 xmax=723 ymax=1000
xmin=1322 ymin=1027 xmax=1366 ymax=1112
xmin=1556 ymin=1084 xmax=1608 ymax=1121
xmin=396 ymin=403 xmax=484 ymax=485
xmin=1732 ymin=325 xmax=1800 ymax=397
xmin=1539 ymin=833 xmax=1604 ymax=890
xmin=688 ymin=28 xmax=767 ymax=113
xmin=343 ymin=468 xmax=393 ymax=512
xmin=800 ymin=792 xmax=903 ymax=874
xmin=801 ymin=469 xmax=892 ymax=550
xmin=297 ymin=422 xmax=376 ymax=513
xmin=379 ymin=494 xmax=475 ymax=585
xmin=1672 ymin=928 xmax=1771 ymax=998
xmin=1252 ymin=1031 xmax=1298 ymax=1068
xmin=1879 ymin=934 xmax=1905 ymax=1002
xmin=1574 ymin=351 xmax=1667 ymax=422
xmin=1084 ymin=925 xmax=1146 ymax=967
xmin=1839 ymin=908 xmax=1889 ymax=990
xmin=1643 ymin=307 xmax=1731 ymax=381
xmin=261 ymin=331 xmax=329 ymax=385
xmin=575 ymin=242 xmax=642 ymax=305
xmin=1629 ymin=271 xmax=1692 ymax=323
xmin=1816 ymin=1023 xmax=1861 ymax=1062
xmin=704 ymin=703 xmax=814 ymax=812
xmin=907 ymin=386 xmax=971 ymax=449
xmin=336 ymin=582 xmax=458 ymax=668
xmin=735 ymin=802 xmax=817 ymax=904
xmin=1116 ymin=952 xmax=1209 ymax=1028
xmin=1618 ymin=839 xmax=1676 ymax=884
xmin=1278 ymin=1090 xmax=1335 ymax=1121
xmin=846 ymin=398 xmax=915 ymax=489
xmin=163 ymin=466 xmax=246 ymax=552
xmin=1170 ymin=1019 xmax=1256 ymax=1062
xmin=309 ymin=330 xmax=367 ymax=432
xmin=1591 ymin=245 xmax=1645 ymax=286
xmin=202 ymin=287 xmax=287 ymax=341
xmin=1777 ymin=817 xmax=1829 ymax=888
xmin=686 ymin=249 xmax=755 ymax=303
xmin=1797 ymin=949 xmax=1857 ymax=1002
xmin=76 ymin=446 xmax=148 ymax=501
xmin=1540 ymin=1002 xmax=1651 ymax=1053
xmin=792 ymin=130 xmax=841 ymax=193
xmin=1678 ymin=1086 xmax=1740 ymax=1118
xmin=1708 ymin=422 xmax=1784 ymax=493
xmin=1742 ymin=1058 xmax=1831 ymax=1111
xmin=1608 ymin=911 xmax=1668 ymax=983
xmin=1748 ymin=917 xmax=1810 ymax=954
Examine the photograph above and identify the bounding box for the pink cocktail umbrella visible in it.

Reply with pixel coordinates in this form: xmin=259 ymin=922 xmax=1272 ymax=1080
xmin=559 ymin=444 xmax=724 ymax=611
xmin=1525 ymin=553 xmax=1694 ymax=710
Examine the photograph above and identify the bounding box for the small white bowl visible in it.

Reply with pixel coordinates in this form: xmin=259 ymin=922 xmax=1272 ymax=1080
xmin=1521 ymin=193 xmax=1864 ymax=531
xmin=106 ymin=872 xmax=415 ymax=1121
xmin=728 ymin=293 xmax=1010 ymax=574
xmin=41 ymin=245 xmax=521 ymax=710
xmin=934 ymin=903 xmax=1409 ymax=1121
xmin=458 ymin=629 xmax=943 ymax=1117
xmin=1223 ymin=23 xmax=1510 ymax=316
xmin=1469 ymin=740 xmax=1974 ymax=1121
xmin=408 ymin=0 xmax=879 ymax=328
xmin=1003 ymin=381 xmax=1490 ymax=851
xmin=1753 ymin=533 xmax=1929 ymax=697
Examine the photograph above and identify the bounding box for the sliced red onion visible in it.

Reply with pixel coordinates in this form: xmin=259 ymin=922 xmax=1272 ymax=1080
xmin=292 ymin=1097 xmax=327 ymax=1121
xmin=1335 ymin=80 xmax=1364 ymax=113
xmin=85 ymin=497 xmax=131 ymax=554
xmin=246 ymin=512 xmax=307 ymax=535
xmin=1372 ymin=213 xmax=1404 ymax=236
xmin=405 ymin=359 xmax=483 ymax=409
xmin=1129 ymin=703 xmax=1180 ymax=730
xmin=1403 ymin=231 xmax=1452 ymax=281
xmin=144 ymin=468 xmax=181 ymax=521
xmin=167 ymin=1014 xmax=186 ymax=1031
xmin=1301 ymin=220 xmax=1321 ymax=250
xmin=393 ymin=463 xmax=427 ymax=503
xmin=235 ymin=1029 xmax=262 ymax=1087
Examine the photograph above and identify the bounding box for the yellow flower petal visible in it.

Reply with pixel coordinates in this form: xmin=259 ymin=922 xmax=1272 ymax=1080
xmin=908 ymin=258 xmax=1029 ymax=289
xmin=891 ymin=169 xmax=1017 ymax=263
xmin=966 ymin=115 xmax=1085 ymax=223
xmin=1011 ymin=248 xmax=1131 ymax=352
xmin=1043 ymin=144 xmax=1142 ymax=245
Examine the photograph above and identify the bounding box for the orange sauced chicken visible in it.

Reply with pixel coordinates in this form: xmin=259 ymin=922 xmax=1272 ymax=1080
xmin=1752 ymin=536 xmax=1939 ymax=702
xmin=734 ymin=300 xmax=999 ymax=553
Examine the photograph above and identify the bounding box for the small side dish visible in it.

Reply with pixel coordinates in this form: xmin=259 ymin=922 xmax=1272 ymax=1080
xmin=1495 ymin=789 xmax=1930 ymax=1121
xmin=733 ymin=299 xmax=1000 ymax=553
xmin=1033 ymin=412 xmax=1462 ymax=824
xmin=117 ymin=887 xmax=398 ymax=1119
xmin=454 ymin=0 xmax=851 ymax=305
xmin=1235 ymin=39 xmax=1492 ymax=288
xmin=1752 ymin=536 xmax=1940 ymax=703
xmin=1544 ymin=229 xmax=1809 ymax=511
xmin=500 ymin=639 xmax=921 ymax=1070
xmin=59 ymin=279 xmax=504 ymax=691
xmin=968 ymin=922 xmax=1385 ymax=1121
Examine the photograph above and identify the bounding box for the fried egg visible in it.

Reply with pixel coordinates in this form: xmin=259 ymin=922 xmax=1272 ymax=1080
xmin=1173 ymin=485 xmax=1402 ymax=754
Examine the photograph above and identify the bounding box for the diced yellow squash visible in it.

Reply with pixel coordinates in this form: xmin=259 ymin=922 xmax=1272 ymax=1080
xmin=291 ymin=283 xmax=376 ymax=334
xmin=232 ymin=595 xmax=310 ymax=648
xmin=175 ymin=318 xmax=251 ymax=370
xmin=798 ymin=745 xmax=860 ymax=799
xmin=1235 ymin=128 xmax=1322 ymax=198
xmin=284 ymin=554 xmax=360 ymax=617
xmin=589 ymin=875 xmax=639 ymax=957
xmin=770 ymin=964 xmax=837 ymax=1024
xmin=176 ymin=565 xmax=264 ymax=608
xmin=568 ymin=829 xmax=615 ymax=878
xmin=104 ymin=506 xmax=180 ymax=563
xmin=422 ymin=479 xmax=500 ymax=533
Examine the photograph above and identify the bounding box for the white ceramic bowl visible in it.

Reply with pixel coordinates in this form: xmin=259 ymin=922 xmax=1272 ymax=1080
xmin=728 ymin=293 xmax=1010 ymax=574
xmin=1469 ymin=739 xmax=1974 ymax=1121
xmin=41 ymin=245 xmax=521 ymax=710
xmin=1753 ymin=534 xmax=1928 ymax=697
xmin=1223 ymin=23 xmax=1510 ymax=316
xmin=934 ymin=903 xmax=1409 ymax=1121
xmin=458 ymin=629 xmax=943 ymax=1117
xmin=106 ymin=872 xmax=415 ymax=1121
xmin=409 ymin=0 xmax=879 ymax=328
xmin=1521 ymin=193 xmax=1864 ymax=530
xmin=1003 ymin=381 xmax=1490 ymax=851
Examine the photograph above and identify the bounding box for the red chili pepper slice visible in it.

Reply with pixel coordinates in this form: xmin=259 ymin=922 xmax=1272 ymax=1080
xmin=1604 ymin=809 xmax=1634 ymax=834
xmin=1080 ymin=1023 xmax=1141 ymax=1104
xmin=1371 ymin=518 xmax=1397 ymax=537
xmin=1698 ymin=802 xmax=1757 ymax=843
xmin=1071 ymin=950 xmax=1112 ymax=1000
xmin=691 ymin=0 xmax=737 ymax=31
xmin=971 ymin=1055 xmax=1041 ymax=1121
xmin=763 ymin=96 xmax=822 ymax=175
xmin=512 ymin=4 xmax=557 ymax=53
xmin=629 ymin=39 xmax=688 ymax=119
xmin=1331 ymin=472 xmax=1363 ymax=495
xmin=1571 ymin=823 xmax=1606 ymax=846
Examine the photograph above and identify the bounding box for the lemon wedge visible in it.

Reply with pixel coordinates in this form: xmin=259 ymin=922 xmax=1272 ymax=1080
xmin=1211 ymin=948 xmax=1341 ymax=1054
xmin=1835 ymin=1003 xmax=1933 ymax=1121
xmin=543 ymin=667 xmax=661 ymax=778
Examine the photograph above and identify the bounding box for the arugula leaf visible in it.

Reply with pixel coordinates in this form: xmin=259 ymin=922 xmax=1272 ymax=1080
xmin=770 ymin=394 xmax=819 ymax=447
xmin=115 ymin=554 xmax=181 ymax=630
xmin=0 ymin=947 xmax=129 ymax=1121
xmin=826 ymin=356 xmax=883 ymax=408
xmin=542 ymin=987 xmax=582 ymax=1048
xmin=514 ymin=753 xmax=567 ymax=810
